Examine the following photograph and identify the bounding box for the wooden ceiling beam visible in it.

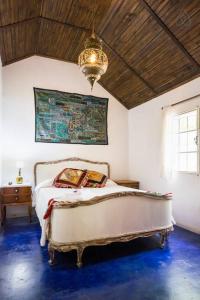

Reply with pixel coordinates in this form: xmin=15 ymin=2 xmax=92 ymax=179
xmin=40 ymin=16 xmax=90 ymax=33
xmin=140 ymin=0 xmax=200 ymax=71
xmin=0 ymin=17 xmax=38 ymax=29
xmin=101 ymin=38 xmax=156 ymax=94
xmin=0 ymin=16 xmax=90 ymax=32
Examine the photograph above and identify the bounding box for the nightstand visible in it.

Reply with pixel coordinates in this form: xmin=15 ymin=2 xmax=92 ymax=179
xmin=0 ymin=185 xmax=32 ymax=225
xmin=115 ymin=180 xmax=140 ymax=189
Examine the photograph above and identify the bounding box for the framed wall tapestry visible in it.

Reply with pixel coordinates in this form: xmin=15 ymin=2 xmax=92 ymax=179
xmin=34 ymin=87 xmax=108 ymax=145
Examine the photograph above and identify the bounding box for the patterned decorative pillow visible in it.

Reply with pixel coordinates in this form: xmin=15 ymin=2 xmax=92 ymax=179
xmin=84 ymin=170 xmax=107 ymax=188
xmin=53 ymin=168 xmax=88 ymax=188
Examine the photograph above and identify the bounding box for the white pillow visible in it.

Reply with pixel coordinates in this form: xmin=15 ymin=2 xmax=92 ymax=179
xmin=105 ymin=179 xmax=118 ymax=187
xmin=35 ymin=178 xmax=54 ymax=192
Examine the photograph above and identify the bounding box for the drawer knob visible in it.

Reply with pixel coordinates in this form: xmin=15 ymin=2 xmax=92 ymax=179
xmin=15 ymin=196 xmax=18 ymax=200
xmin=15 ymin=189 xmax=19 ymax=193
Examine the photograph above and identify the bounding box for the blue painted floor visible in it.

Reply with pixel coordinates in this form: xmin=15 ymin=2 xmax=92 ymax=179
xmin=0 ymin=218 xmax=200 ymax=300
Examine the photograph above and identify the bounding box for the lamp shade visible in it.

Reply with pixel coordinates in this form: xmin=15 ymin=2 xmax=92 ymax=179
xmin=16 ymin=161 xmax=24 ymax=169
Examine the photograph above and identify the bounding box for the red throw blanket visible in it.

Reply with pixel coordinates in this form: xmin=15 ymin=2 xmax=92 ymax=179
xmin=43 ymin=199 xmax=58 ymax=220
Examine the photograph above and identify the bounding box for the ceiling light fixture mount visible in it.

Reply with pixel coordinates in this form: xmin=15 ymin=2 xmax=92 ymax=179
xmin=78 ymin=4 xmax=108 ymax=90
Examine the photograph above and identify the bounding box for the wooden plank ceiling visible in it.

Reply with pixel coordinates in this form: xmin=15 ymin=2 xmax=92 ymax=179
xmin=0 ymin=0 xmax=200 ymax=109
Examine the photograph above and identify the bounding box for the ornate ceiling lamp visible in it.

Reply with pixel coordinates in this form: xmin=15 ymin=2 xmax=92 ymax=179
xmin=78 ymin=6 xmax=108 ymax=90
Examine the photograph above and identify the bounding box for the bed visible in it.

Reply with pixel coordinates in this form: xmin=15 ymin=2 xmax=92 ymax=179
xmin=33 ymin=157 xmax=173 ymax=267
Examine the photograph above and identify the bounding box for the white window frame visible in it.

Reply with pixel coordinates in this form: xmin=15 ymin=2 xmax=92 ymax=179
xmin=174 ymin=107 xmax=200 ymax=175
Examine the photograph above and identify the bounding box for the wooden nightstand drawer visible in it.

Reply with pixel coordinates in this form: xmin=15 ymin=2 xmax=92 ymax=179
xmin=2 ymin=186 xmax=31 ymax=195
xmin=2 ymin=194 xmax=31 ymax=204
xmin=115 ymin=180 xmax=140 ymax=189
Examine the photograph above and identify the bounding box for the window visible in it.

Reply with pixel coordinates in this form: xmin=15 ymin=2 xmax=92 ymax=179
xmin=174 ymin=109 xmax=199 ymax=173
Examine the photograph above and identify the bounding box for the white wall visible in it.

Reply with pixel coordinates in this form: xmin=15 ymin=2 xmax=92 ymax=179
xmin=128 ymin=76 xmax=200 ymax=234
xmin=2 ymin=56 xmax=129 ymax=216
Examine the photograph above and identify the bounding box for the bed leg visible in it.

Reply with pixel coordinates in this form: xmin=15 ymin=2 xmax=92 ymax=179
xmin=160 ymin=231 xmax=167 ymax=249
xmin=76 ymin=246 xmax=84 ymax=268
xmin=48 ymin=245 xmax=55 ymax=266
xmin=165 ymin=231 xmax=170 ymax=241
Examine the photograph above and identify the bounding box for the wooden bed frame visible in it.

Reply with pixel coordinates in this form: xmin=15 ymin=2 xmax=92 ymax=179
xmin=47 ymin=219 xmax=172 ymax=268
xmin=34 ymin=157 xmax=173 ymax=267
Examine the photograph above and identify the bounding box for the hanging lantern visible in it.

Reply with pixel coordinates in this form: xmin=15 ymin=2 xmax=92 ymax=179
xmin=78 ymin=31 xmax=108 ymax=90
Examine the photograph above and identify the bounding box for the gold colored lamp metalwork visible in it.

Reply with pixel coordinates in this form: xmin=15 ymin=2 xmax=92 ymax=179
xmin=78 ymin=30 xmax=108 ymax=90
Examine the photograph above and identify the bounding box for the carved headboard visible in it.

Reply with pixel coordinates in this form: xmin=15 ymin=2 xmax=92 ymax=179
xmin=34 ymin=157 xmax=110 ymax=186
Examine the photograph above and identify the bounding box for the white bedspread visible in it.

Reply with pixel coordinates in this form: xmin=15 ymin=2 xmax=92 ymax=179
xmin=34 ymin=185 xmax=140 ymax=246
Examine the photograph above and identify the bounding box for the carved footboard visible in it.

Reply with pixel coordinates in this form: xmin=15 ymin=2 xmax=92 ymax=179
xmin=47 ymin=191 xmax=173 ymax=267
xmin=48 ymin=227 xmax=173 ymax=268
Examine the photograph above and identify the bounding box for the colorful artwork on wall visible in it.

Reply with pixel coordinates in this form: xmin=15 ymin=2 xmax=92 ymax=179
xmin=34 ymin=88 xmax=108 ymax=144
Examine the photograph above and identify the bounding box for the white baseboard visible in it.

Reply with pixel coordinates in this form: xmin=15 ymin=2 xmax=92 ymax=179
xmin=176 ymin=222 xmax=200 ymax=235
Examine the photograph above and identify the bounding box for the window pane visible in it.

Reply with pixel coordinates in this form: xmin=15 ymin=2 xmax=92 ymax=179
xmin=179 ymin=153 xmax=187 ymax=171
xmin=173 ymin=118 xmax=179 ymax=133
xmin=179 ymin=132 xmax=187 ymax=152
xmin=179 ymin=116 xmax=187 ymax=132
xmin=174 ymin=134 xmax=179 ymax=152
xmin=174 ymin=109 xmax=198 ymax=172
xmin=187 ymin=153 xmax=197 ymax=172
xmin=188 ymin=111 xmax=197 ymax=131
xmin=187 ymin=131 xmax=197 ymax=151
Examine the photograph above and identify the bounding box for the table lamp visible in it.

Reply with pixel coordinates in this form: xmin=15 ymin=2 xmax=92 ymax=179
xmin=16 ymin=161 xmax=24 ymax=184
